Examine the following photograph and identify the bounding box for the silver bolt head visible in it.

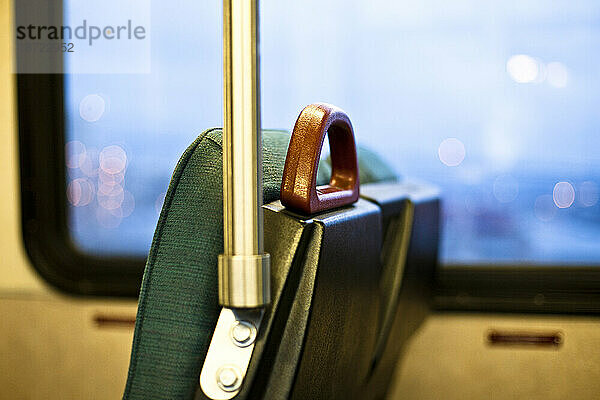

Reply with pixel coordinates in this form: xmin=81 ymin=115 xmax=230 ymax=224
xmin=216 ymin=366 xmax=241 ymax=392
xmin=230 ymin=320 xmax=257 ymax=347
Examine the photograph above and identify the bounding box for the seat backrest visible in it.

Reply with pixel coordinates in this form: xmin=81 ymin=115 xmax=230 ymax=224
xmin=123 ymin=128 xmax=397 ymax=399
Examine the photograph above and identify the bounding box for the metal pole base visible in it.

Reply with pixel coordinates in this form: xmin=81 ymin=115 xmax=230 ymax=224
xmin=218 ymin=254 xmax=270 ymax=308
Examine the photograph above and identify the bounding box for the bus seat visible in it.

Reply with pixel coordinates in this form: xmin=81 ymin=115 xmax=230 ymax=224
xmin=123 ymin=128 xmax=398 ymax=399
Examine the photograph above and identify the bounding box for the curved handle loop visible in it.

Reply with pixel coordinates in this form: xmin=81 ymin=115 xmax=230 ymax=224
xmin=281 ymin=103 xmax=360 ymax=215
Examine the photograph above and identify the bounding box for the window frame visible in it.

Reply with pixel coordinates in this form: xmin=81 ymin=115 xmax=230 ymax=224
xmin=15 ymin=0 xmax=143 ymax=296
xmin=13 ymin=1 xmax=600 ymax=309
xmin=434 ymin=265 xmax=600 ymax=314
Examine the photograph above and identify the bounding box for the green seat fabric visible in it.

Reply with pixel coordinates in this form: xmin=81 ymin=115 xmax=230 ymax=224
xmin=356 ymin=146 xmax=399 ymax=183
xmin=123 ymin=128 xmax=397 ymax=400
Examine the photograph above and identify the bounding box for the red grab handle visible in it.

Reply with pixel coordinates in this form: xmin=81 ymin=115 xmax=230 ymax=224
xmin=281 ymin=103 xmax=360 ymax=215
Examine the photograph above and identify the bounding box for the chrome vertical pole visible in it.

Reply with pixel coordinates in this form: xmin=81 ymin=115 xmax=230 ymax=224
xmin=219 ymin=0 xmax=270 ymax=308
xmin=200 ymin=1 xmax=269 ymax=397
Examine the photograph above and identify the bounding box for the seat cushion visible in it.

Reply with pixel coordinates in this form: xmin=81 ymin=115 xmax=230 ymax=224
xmin=123 ymin=128 xmax=397 ymax=399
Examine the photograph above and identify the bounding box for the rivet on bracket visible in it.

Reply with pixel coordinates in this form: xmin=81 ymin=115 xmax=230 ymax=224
xmin=216 ymin=365 xmax=242 ymax=392
xmin=230 ymin=320 xmax=257 ymax=348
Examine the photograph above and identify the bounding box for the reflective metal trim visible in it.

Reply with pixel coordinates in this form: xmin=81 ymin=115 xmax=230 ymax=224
xmin=200 ymin=308 xmax=264 ymax=399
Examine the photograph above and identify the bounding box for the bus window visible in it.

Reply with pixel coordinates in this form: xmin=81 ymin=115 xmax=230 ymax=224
xmin=63 ymin=1 xmax=600 ymax=264
xmin=18 ymin=0 xmax=600 ymax=297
